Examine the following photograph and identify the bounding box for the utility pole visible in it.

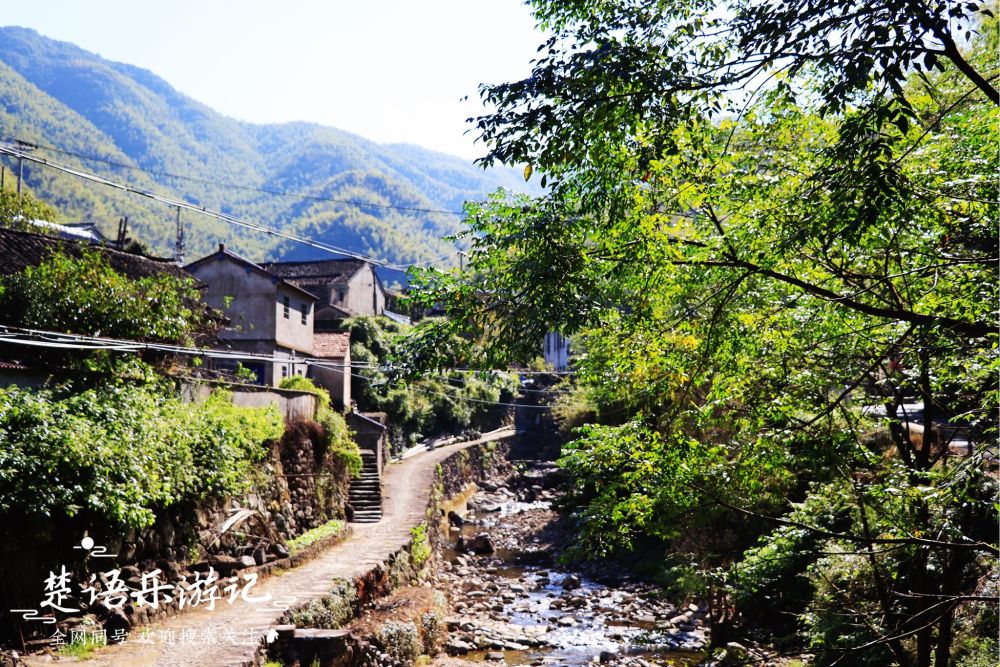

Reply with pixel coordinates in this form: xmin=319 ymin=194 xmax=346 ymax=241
xmin=458 ymin=250 xmax=467 ymax=272
xmin=174 ymin=206 xmax=185 ymax=265
xmin=116 ymin=216 xmax=129 ymax=250
xmin=16 ymin=155 xmax=22 ymax=195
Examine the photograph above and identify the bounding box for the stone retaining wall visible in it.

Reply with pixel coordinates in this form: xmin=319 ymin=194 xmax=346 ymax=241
xmin=263 ymin=436 xmax=514 ymax=667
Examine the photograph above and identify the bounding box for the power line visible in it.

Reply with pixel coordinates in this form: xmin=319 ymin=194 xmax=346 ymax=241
xmin=0 ymin=142 xmax=420 ymax=272
xmin=0 ymin=326 xmax=554 ymax=409
xmin=5 ymin=138 xmax=467 ymax=217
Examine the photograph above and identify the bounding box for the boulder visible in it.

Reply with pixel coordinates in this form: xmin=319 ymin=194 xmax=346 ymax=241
xmin=458 ymin=533 xmax=496 ymax=555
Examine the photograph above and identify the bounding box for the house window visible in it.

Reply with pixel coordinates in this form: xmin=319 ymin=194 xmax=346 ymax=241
xmin=281 ymin=364 xmax=289 ymax=379
xmin=301 ymin=303 xmax=308 ymax=325
xmin=282 ymin=295 xmax=290 ymax=319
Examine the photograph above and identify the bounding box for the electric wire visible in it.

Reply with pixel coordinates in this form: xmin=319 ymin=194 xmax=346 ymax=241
xmin=0 ymin=325 xmax=556 ymax=409
xmin=4 ymin=138 xmax=466 ymax=217
xmin=0 ymin=143 xmax=438 ymax=272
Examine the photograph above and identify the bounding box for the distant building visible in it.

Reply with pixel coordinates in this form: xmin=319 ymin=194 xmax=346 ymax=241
xmin=185 ymin=244 xmax=318 ymax=387
xmin=261 ymin=259 xmax=386 ymax=330
xmin=543 ymin=331 xmax=571 ymax=371
xmin=25 ymin=220 xmax=108 ymax=244
xmin=311 ymin=331 xmax=352 ymax=409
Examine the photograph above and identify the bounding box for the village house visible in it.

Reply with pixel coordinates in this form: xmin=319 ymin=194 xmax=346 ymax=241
xmin=260 ymin=258 xmax=386 ymax=330
xmin=185 ymin=244 xmax=318 ymax=387
xmin=311 ymin=330 xmax=352 ymax=409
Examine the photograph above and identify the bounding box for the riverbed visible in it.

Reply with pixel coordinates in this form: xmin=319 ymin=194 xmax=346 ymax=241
xmin=429 ymin=463 xmax=708 ymax=667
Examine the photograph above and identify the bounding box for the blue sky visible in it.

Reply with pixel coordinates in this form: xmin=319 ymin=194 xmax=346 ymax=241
xmin=3 ymin=0 xmax=543 ymax=160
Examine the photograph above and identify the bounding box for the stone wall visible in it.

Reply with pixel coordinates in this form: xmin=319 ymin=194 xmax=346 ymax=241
xmin=1 ymin=415 xmax=355 ymax=652
xmin=266 ymin=436 xmax=514 ymax=666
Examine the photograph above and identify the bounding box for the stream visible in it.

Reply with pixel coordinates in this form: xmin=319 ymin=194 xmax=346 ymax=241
xmin=430 ymin=463 xmax=708 ymax=667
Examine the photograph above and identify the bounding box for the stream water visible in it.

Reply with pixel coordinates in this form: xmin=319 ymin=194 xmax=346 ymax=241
xmin=433 ymin=468 xmax=707 ymax=667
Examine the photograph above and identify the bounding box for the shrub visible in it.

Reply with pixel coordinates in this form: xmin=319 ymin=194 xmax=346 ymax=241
xmin=279 ymin=376 xmax=362 ymax=477
xmin=0 ymin=383 xmax=283 ymax=529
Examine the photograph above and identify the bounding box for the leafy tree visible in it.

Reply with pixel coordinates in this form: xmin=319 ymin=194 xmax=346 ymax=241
xmin=0 ymin=189 xmax=57 ymax=230
xmin=408 ymin=2 xmax=998 ymax=665
xmin=0 ymin=248 xmax=217 ymax=343
xmin=343 ymin=316 xmax=515 ymax=449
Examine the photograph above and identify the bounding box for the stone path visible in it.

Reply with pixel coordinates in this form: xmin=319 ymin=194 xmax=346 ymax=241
xmin=29 ymin=429 xmax=514 ymax=667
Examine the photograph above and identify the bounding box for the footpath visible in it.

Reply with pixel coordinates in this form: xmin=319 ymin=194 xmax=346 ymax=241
xmin=27 ymin=428 xmax=514 ymax=667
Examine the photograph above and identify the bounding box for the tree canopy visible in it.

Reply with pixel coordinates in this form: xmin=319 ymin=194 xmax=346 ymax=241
xmin=407 ymin=2 xmax=998 ymax=665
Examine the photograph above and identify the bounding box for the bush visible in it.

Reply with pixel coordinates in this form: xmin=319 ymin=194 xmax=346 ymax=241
xmin=279 ymin=376 xmax=362 ymax=477
xmin=0 ymin=383 xmax=283 ymax=529
xmin=344 ymin=316 xmax=516 ymax=449
xmin=0 ymin=249 xmax=213 ymax=344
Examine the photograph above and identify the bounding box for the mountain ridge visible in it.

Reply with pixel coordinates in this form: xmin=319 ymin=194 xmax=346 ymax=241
xmin=0 ymin=26 xmax=532 ymax=270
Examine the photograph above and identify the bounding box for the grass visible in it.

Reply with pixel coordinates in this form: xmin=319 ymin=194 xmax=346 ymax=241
xmin=286 ymin=519 xmax=348 ymax=556
xmin=57 ymin=636 xmax=105 ymax=659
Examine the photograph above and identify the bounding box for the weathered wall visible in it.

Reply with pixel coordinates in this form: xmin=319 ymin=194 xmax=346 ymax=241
xmin=180 ymin=380 xmax=317 ymax=421
xmin=342 ymin=265 xmax=385 ymax=316
xmin=0 ymin=414 xmax=355 ymax=651
xmin=273 ymin=283 xmax=315 ymax=355
xmin=267 ymin=437 xmax=514 ymax=666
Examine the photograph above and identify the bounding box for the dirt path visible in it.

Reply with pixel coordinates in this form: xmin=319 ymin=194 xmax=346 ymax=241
xmin=28 ymin=429 xmax=513 ymax=667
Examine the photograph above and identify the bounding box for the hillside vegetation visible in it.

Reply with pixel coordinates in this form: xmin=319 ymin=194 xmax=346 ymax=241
xmin=0 ymin=26 xmax=535 ymax=267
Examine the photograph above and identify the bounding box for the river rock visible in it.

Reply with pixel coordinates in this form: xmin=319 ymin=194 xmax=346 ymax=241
xmin=458 ymin=533 xmax=496 ymax=555
xmin=561 ymin=574 xmax=581 ymax=590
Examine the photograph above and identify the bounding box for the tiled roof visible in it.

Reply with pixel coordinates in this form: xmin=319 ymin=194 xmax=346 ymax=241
xmin=313 ymin=331 xmax=351 ymax=359
xmin=261 ymin=259 xmax=367 ymax=286
xmin=0 ymin=227 xmax=190 ymax=282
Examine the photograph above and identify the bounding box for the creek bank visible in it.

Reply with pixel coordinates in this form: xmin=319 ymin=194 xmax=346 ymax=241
xmin=428 ymin=462 xmax=710 ymax=667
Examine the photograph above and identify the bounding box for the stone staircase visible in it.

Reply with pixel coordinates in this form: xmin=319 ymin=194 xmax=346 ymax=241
xmin=347 ymin=449 xmax=382 ymax=523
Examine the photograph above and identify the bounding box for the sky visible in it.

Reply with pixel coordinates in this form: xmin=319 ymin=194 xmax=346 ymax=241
xmin=2 ymin=0 xmax=543 ymax=160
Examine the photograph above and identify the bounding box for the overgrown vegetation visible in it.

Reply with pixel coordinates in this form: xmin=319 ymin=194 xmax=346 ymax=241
xmin=0 ymin=190 xmax=57 ymax=230
xmin=0 ymin=249 xmax=283 ymax=530
xmin=406 ymin=2 xmax=999 ymax=665
xmin=279 ymin=376 xmax=362 ymax=477
xmin=344 ymin=316 xmax=516 ymax=449
xmin=0 ymin=248 xmax=213 ymax=344
xmin=0 ymin=383 xmax=283 ymax=529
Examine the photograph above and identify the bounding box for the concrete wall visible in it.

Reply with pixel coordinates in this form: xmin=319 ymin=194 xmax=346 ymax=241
xmin=274 ymin=283 xmax=314 ymax=354
xmin=343 ymin=264 xmax=386 ymax=316
xmin=181 ymin=380 xmax=317 ymax=421
xmin=310 ymin=353 xmax=351 ymax=409
xmin=346 ymin=411 xmax=387 ymax=475
xmin=189 ymin=256 xmax=278 ymax=343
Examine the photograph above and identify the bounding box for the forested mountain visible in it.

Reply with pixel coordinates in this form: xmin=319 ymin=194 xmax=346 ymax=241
xmin=0 ymin=26 xmax=534 ymax=270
